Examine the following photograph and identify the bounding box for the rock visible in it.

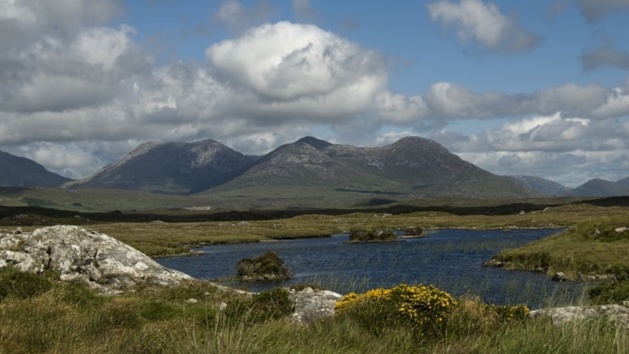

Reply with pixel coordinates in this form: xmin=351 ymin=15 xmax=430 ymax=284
xmin=185 ymin=298 xmax=199 ymax=304
xmin=236 ymin=251 xmax=292 ymax=281
xmin=0 ymin=225 xmax=192 ymax=292
xmin=615 ymin=227 xmax=628 ymax=233
xmin=552 ymin=272 xmax=567 ymax=282
xmin=290 ymin=287 xmax=343 ymax=324
xmin=529 ymin=305 xmax=629 ymax=327
xmin=481 ymin=259 xmax=507 ymax=268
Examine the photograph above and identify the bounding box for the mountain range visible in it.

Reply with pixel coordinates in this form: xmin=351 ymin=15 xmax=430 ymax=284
xmin=2 ymin=136 xmax=629 ymax=201
xmin=63 ymin=136 xmax=538 ymax=199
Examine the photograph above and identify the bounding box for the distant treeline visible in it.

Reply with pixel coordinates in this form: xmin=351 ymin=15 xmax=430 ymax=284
xmin=1 ymin=196 xmax=628 ymax=224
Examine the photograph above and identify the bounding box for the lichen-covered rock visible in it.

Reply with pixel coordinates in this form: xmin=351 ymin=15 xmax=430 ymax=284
xmin=289 ymin=287 xmax=342 ymax=324
xmin=529 ymin=304 xmax=629 ymax=327
xmin=0 ymin=225 xmax=191 ymax=292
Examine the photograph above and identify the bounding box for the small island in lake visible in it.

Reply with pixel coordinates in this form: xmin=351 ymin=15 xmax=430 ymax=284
xmin=348 ymin=227 xmax=397 ymax=242
xmin=236 ymin=251 xmax=293 ymax=281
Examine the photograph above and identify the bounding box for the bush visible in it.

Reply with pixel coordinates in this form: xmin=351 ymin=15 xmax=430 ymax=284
xmin=335 ymin=283 xmax=457 ymax=334
xmin=589 ymin=280 xmax=629 ymax=305
xmin=0 ymin=267 xmax=53 ymax=300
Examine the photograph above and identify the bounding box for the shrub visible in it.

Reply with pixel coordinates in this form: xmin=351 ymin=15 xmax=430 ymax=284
xmin=335 ymin=283 xmax=457 ymax=334
xmin=589 ymin=280 xmax=629 ymax=305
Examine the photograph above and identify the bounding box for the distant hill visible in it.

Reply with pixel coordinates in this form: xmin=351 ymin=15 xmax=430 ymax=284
xmin=509 ymin=175 xmax=571 ymax=196
xmin=66 ymin=139 xmax=255 ymax=194
xmin=565 ymin=178 xmax=629 ymax=197
xmin=210 ymin=136 xmax=539 ymax=199
xmin=0 ymin=150 xmax=71 ymax=187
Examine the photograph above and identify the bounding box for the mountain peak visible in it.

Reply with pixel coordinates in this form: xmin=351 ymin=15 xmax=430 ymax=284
xmin=296 ymin=136 xmax=332 ymax=150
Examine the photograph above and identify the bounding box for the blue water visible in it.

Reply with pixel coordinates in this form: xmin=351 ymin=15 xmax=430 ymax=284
xmin=157 ymin=228 xmax=587 ymax=308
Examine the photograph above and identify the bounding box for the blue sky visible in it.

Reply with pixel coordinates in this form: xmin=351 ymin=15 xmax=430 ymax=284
xmin=1 ymin=0 xmax=628 ymax=186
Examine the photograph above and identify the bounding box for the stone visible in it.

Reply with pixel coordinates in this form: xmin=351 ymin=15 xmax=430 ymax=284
xmin=185 ymin=298 xmax=199 ymax=304
xmin=236 ymin=251 xmax=292 ymax=281
xmin=0 ymin=225 xmax=192 ymax=292
xmin=529 ymin=304 xmax=629 ymax=327
xmin=289 ymin=287 xmax=343 ymax=324
xmin=552 ymin=272 xmax=567 ymax=282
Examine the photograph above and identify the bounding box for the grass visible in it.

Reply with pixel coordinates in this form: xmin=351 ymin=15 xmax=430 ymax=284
xmin=74 ymin=203 xmax=627 ymax=257
xmin=0 ymin=270 xmax=626 ymax=354
xmin=493 ymin=217 xmax=629 ymax=279
xmin=1 ymin=203 xmax=628 ymax=352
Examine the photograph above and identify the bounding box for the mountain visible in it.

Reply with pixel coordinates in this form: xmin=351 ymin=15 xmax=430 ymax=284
xmin=210 ymin=136 xmax=539 ymax=199
xmin=0 ymin=150 xmax=71 ymax=187
xmin=66 ymin=139 xmax=255 ymax=194
xmin=566 ymin=178 xmax=629 ymax=197
xmin=617 ymin=176 xmax=629 ymax=187
xmin=509 ymin=175 xmax=571 ymax=196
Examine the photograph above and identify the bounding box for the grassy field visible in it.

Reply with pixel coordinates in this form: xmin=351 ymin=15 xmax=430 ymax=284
xmin=0 ymin=268 xmax=626 ymax=354
xmin=493 ymin=217 xmax=629 ymax=279
xmin=78 ymin=203 xmax=627 ymax=257
xmin=1 ymin=201 xmax=629 ymax=352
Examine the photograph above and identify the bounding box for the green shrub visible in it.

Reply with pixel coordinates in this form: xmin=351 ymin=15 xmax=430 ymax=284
xmin=0 ymin=267 xmax=53 ymax=300
xmin=335 ymin=283 xmax=457 ymax=334
xmin=589 ymin=280 xmax=629 ymax=305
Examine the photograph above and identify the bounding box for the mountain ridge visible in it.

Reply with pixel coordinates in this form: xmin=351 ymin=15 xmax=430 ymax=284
xmin=0 ymin=150 xmax=72 ymax=188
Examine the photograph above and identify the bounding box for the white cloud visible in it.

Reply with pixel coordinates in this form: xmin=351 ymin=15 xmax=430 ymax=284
xmin=73 ymin=25 xmax=136 ymax=71
xmin=428 ymin=0 xmax=540 ymax=52
xmin=206 ymin=21 xmax=386 ymax=102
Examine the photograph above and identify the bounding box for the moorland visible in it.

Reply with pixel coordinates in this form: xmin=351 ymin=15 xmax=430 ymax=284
xmin=1 ymin=196 xmax=628 ymax=353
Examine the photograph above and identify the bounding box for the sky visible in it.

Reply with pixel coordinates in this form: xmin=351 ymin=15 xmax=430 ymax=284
xmin=1 ymin=0 xmax=628 ymax=187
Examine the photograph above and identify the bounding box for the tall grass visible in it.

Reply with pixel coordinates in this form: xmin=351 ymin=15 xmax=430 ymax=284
xmin=0 ymin=268 xmax=626 ymax=354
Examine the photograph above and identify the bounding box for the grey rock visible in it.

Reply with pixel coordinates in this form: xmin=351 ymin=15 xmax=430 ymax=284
xmin=529 ymin=305 xmax=629 ymax=327
xmin=552 ymin=272 xmax=567 ymax=282
xmin=0 ymin=225 xmax=192 ymax=292
xmin=290 ymin=287 xmax=343 ymax=324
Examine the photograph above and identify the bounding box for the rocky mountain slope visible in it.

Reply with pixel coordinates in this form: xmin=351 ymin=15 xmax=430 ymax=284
xmin=0 ymin=150 xmax=71 ymax=187
xmin=509 ymin=175 xmax=571 ymax=196
xmin=66 ymin=139 xmax=255 ymax=194
xmin=565 ymin=178 xmax=629 ymax=197
xmin=211 ymin=136 xmax=539 ymax=199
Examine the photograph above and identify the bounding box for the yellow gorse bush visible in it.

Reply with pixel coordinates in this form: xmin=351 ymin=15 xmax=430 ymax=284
xmin=335 ymin=283 xmax=457 ymax=329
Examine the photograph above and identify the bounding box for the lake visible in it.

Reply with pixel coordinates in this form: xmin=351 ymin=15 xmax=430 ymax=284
xmin=157 ymin=228 xmax=587 ymax=308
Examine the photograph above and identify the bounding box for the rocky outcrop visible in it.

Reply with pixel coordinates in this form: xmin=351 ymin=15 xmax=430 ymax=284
xmin=289 ymin=287 xmax=343 ymax=324
xmin=529 ymin=304 xmax=629 ymax=327
xmin=236 ymin=251 xmax=292 ymax=281
xmin=0 ymin=225 xmax=192 ymax=292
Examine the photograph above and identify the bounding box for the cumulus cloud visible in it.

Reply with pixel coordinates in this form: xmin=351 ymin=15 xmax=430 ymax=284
xmin=205 ymin=22 xmax=387 ymax=116
xmin=0 ymin=0 xmax=627 ymax=185
xmin=427 ymin=0 xmax=540 ymax=52
xmin=581 ymin=46 xmax=629 ymax=71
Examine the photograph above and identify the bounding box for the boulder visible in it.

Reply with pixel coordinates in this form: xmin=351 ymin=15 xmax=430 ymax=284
xmin=552 ymin=272 xmax=567 ymax=282
xmin=0 ymin=225 xmax=192 ymax=292
xmin=236 ymin=251 xmax=292 ymax=281
xmin=529 ymin=304 xmax=629 ymax=327
xmin=289 ymin=287 xmax=343 ymax=324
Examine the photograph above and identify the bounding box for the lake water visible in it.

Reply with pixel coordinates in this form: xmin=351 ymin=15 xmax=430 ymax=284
xmin=157 ymin=228 xmax=587 ymax=308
